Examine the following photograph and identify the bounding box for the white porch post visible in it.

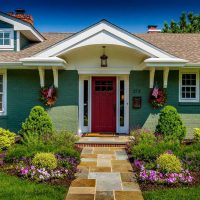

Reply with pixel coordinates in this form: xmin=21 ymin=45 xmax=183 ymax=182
xmin=149 ymin=67 xmax=155 ymax=88
xmin=38 ymin=67 xmax=45 ymax=87
xmin=52 ymin=67 xmax=58 ymax=88
xmin=163 ymin=67 xmax=169 ymax=88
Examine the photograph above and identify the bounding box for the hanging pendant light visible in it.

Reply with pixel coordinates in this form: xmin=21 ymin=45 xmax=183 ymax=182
xmin=100 ymin=46 xmax=108 ymax=67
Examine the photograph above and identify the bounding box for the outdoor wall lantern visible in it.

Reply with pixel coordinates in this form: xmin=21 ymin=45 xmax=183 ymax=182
xmin=100 ymin=46 xmax=108 ymax=67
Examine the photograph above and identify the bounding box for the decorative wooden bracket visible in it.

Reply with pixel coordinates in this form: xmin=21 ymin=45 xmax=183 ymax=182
xmin=163 ymin=67 xmax=169 ymax=88
xmin=149 ymin=67 xmax=155 ymax=88
xmin=52 ymin=67 xmax=58 ymax=88
xmin=38 ymin=67 xmax=45 ymax=87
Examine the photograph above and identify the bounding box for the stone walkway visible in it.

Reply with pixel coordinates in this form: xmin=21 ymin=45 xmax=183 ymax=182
xmin=66 ymin=147 xmax=144 ymax=200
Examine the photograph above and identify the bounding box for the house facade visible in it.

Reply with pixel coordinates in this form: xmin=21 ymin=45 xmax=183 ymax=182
xmin=0 ymin=10 xmax=200 ymax=138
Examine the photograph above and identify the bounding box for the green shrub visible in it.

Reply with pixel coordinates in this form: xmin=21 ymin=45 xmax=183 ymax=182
xmin=32 ymin=153 xmax=57 ymax=169
xmin=21 ymin=132 xmax=44 ymax=147
xmin=56 ymin=147 xmax=80 ymax=160
xmin=156 ymin=105 xmax=186 ymax=141
xmin=184 ymin=151 xmax=200 ymax=171
xmin=131 ymin=143 xmax=159 ymax=162
xmin=156 ymin=153 xmax=182 ymax=173
xmin=20 ymin=106 xmax=53 ymax=136
xmin=0 ymin=128 xmax=16 ymax=151
xmin=130 ymin=129 xmax=156 ymax=145
xmin=131 ymin=140 xmax=181 ymax=162
xmin=194 ymin=128 xmax=200 ymax=143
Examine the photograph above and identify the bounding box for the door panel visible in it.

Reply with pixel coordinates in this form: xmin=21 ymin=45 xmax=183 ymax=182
xmin=92 ymin=77 xmax=116 ymax=132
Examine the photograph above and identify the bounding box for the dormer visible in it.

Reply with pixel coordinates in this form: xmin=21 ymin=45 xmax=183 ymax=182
xmin=0 ymin=9 xmax=45 ymax=51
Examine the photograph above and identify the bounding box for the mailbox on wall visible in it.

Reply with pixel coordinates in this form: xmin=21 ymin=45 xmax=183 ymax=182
xmin=133 ymin=96 xmax=142 ymax=109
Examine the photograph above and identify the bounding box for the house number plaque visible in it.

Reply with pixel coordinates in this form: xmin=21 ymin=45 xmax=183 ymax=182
xmin=133 ymin=96 xmax=142 ymax=109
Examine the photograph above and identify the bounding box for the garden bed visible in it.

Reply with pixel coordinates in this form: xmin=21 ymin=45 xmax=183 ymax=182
xmin=127 ymin=152 xmax=200 ymax=191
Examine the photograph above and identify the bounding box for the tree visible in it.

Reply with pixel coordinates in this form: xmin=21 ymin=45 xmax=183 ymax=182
xmin=162 ymin=12 xmax=200 ymax=33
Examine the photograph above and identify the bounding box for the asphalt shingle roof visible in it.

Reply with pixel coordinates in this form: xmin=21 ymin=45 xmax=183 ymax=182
xmin=0 ymin=32 xmax=200 ymax=64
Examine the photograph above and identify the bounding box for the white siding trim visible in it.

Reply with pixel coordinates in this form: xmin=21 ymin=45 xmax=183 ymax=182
xmin=16 ymin=31 xmax=20 ymax=51
xmin=0 ymin=69 xmax=7 ymax=116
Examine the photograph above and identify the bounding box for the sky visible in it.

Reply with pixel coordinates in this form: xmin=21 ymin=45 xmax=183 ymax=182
xmin=1 ymin=0 xmax=200 ymax=33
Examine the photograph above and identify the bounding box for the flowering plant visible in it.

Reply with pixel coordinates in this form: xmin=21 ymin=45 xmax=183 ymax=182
xmin=15 ymin=155 xmax=80 ymax=182
xmin=149 ymin=86 xmax=167 ymax=109
xmin=134 ymin=160 xmax=193 ymax=184
xmin=40 ymin=85 xmax=57 ymax=107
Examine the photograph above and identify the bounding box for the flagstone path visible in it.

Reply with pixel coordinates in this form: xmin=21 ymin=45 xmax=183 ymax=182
xmin=66 ymin=147 xmax=144 ymax=200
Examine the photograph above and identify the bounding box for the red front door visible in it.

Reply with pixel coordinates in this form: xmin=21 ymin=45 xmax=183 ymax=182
xmin=92 ymin=77 xmax=116 ymax=133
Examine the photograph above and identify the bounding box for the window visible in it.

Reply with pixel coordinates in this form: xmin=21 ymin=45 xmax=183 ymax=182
xmin=0 ymin=72 xmax=6 ymax=115
xmin=0 ymin=32 xmax=11 ymax=45
xmin=0 ymin=29 xmax=14 ymax=49
xmin=180 ymin=72 xmax=199 ymax=102
xmin=120 ymin=80 xmax=124 ymax=126
xmin=83 ymin=80 xmax=88 ymax=126
xmin=95 ymin=80 xmax=113 ymax=92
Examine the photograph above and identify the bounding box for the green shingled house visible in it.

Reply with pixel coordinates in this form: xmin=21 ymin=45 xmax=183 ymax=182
xmin=0 ymin=10 xmax=200 ymax=138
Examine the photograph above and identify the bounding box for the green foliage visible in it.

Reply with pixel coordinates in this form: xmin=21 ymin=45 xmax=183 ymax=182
xmin=0 ymin=172 xmax=67 ymax=200
xmin=156 ymin=105 xmax=186 ymax=141
xmin=162 ymin=12 xmax=200 ymax=33
xmin=194 ymin=128 xmax=200 ymax=143
xmin=19 ymin=106 xmax=53 ymax=136
xmin=5 ymin=131 xmax=80 ymax=162
xmin=184 ymin=151 xmax=200 ymax=171
xmin=131 ymin=139 xmax=180 ymax=162
xmin=32 ymin=153 xmax=57 ymax=170
xmin=0 ymin=128 xmax=16 ymax=151
xmin=130 ymin=129 xmax=156 ymax=145
xmin=156 ymin=153 xmax=182 ymax=173
xmin=143 ymin=185 xmax=200 ymax=200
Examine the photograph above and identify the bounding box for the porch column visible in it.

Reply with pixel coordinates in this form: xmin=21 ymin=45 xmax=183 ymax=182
xmin=52 ymin=67 xmax=58 ymax=88
xmin=38 ymin=67 xmax=45 ymax=87
xmin=163 ymin=67 xmax=169 ymax=88
xmin=149 ymin=67 xmax=155 ymax=88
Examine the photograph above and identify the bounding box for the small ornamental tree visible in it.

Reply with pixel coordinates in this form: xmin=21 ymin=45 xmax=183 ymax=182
xmin=156 ymin=105 xmax=186 ymax=141
xmin=20 ymin=106 xmax=53 ymax=136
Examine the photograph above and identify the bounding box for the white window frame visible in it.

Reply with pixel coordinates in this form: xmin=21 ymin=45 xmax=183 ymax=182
xmin=0 ymin=69 xmax=7 ymax=116
xmin=0 ymin=28 xmax=14 ymax=50
xmin=179 ymin=70 xmax=199 ymax=103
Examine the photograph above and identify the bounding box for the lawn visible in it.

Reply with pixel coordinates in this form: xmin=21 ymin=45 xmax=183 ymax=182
xmin=143 ymin=185 xmax=200 ymax=200
xmin=0 ymin=172 xmax=67 ymax=200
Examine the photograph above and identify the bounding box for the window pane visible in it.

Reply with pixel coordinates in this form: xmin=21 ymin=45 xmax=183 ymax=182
xmin=4 ymin=32 xmax=10 ymax=38
xmin=83 ymin=80 xmax=88 ymax=126
xmin=120 ymin=80 xmax=124 ymax=127
xmin=4 ymin=39 xmax=10 ymax=45
xmin=0 ymin=84 xmax=3 ymax=92
xmin=0 ymin=103 xmax=2 ymax=112
xmin=0 ymin=33 xmax=3 ymax=38
xmin=0 ymin=39 xmax=3 ymax=45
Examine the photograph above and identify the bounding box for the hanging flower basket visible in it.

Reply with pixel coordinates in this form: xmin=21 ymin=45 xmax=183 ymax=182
xmin=149 ymin=86 xmax=167 ymax=109
xmin=40 ymin=85 xmax=57 ymax=107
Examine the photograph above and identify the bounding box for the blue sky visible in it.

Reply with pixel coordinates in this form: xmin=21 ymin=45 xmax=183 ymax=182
xmin=1 ymin=0 xmax=200 ymax=33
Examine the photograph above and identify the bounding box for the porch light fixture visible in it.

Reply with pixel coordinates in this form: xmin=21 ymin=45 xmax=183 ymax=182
xmin=100 ymin=46 xmax=108 ymax=67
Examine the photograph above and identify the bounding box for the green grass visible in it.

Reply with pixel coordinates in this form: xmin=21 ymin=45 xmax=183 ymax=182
xmin=0 ymin=172 xmax=67 ymax=200
xmin=143 ymin=185 xmax=200 ymax=200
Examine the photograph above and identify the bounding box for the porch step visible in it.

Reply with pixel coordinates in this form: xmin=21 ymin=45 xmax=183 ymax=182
xmin=75 ymin=136 xmax=131 ymax=147
xmin=83 ymin=133 xmax=117 ymax=137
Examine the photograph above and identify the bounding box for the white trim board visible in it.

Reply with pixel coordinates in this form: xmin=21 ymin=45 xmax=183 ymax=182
xmin=179 ymin=69 xmax=200 ymax=103
xmin=78 ymin=74 xmax=129 ymax=134
xmin=34 ymin=20 xmax=177 ymax=59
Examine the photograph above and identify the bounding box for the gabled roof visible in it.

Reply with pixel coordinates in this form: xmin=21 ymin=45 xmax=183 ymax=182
xmin=0 ymin=11 xmax=45 ymax=42
xmin=0 ymin=22 xmax=200 ymax=64
xmin=34 ymin=20 xmax=176 ymax=59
